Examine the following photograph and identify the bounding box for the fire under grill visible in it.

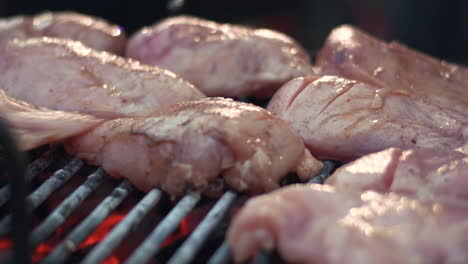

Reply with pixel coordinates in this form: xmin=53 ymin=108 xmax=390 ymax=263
xmin=0 ymin=130 xmax=338 ymax=264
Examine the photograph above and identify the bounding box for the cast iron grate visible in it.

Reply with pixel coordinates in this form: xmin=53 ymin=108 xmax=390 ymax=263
xmin=1 ymin=146 xmax=337 ymax=264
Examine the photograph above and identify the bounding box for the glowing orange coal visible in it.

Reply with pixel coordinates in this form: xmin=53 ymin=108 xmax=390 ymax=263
xmin=161 ymin=203 xmax=215 ymax=248
xmin=31 ymin=212 xmax=128 ymax=263
xmin=0 ymin=191 xmax=227 ymax=263
xmin=0 ymin=238 xmax=12 ymax=249
xmin=161 ymin=218 xmax=191 ymax=248
xmin=28 ymin=209 xmax=203 ymax=263
xmin=79 ymin=213 xmax=126 ymax=249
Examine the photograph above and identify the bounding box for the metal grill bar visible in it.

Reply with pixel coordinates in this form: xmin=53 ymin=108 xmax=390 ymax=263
xmin=207 ymin=241 xmax=231 ymax=264
xmin=2 ymin=147 xmax=337 ymax=264
xmin=124 ymin=192 xmax=200 ymax=264
xmin=0 ymin=119 xmax=29 ymax=264
xmin=25 ymin=147 xmax=60 ymax=181
xmin=308 ymin=160 xmax=336 ymax=184
xmin=0 ymin=158 xmax=84 ymax=236
xmin=168 ymin=191 xmax=237 ymax=264
xmin=0 ymin=148 xmax=58 ymax=207
xmin=26 ymin=157 xmax=84 ymax=208
xmin=250 ymin=251 xmax=272 ymax=264
xmin=29 ymin=168 xmax=106 ymax=247
xmin=41 ymin=180 xmax=133 ymax=264
xmin=82 ymin=188 xmax=162 ymax=264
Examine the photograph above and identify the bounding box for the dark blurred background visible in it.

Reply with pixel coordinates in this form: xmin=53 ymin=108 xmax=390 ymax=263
xmin=2 ymin=0 xmax=468 ymax=64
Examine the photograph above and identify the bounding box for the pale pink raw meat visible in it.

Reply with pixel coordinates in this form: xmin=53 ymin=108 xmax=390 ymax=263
xmin=0 ymin=37 xmax=205 ymax=118
xmin=326 ymin=147 xmax=468 ymax=202
xmin=65 ymin=98 xmax=322 ymax=197
xmin=228 ymin=184 xmax=468 ymax=264
xmin=267 ymin=75 xmax=468 ymax=161
xmin=0 ymin=11 xmax=126 ymax=54
xmin=126 ymin=16 xmax=313 ymax=98
xmin=316 ymin=25 xmax=468 ymax=116
xmin=0 ymin=89 xmax=103 ymax=150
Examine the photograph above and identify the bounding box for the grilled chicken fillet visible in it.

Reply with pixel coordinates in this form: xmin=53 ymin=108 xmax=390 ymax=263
xmin=0 ymin=11 xmax=126 ymax=54
xmin=326 ymin=147 xmax=468 ymax=201
xmin=65 ymin=98 xmax=322 ymax=197
xmin=268 ymin=76 xmax=468 ymax=161
xmin=0 ymin=37 xmax=205 ymax=118
xmin=228 ymin=184 xmax=468 ymax=264
xmin=0 ymin=89 xmax=103 ymax=150
xmin=127 ymin=16 xmax=313 ymax=98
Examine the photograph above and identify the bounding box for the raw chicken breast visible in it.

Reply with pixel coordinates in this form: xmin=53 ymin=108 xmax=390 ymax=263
xmin=326 ymin=147 xmax=468 ymax=202
xmin=316 ymin=25 xmax=468 ymax=117
xmin=0 ymin=89 xmax=103 ymax=150
xmin=0 ymin=37 xmax=205 ymax=118
xmin=65 ymin=98 xmax=322 ymax=197
xmin=126 ymin=16 xmax=313 ymax=98
xmin=0 ymin=11 xmax=126 ymax=54
xmin=228 ymin=184 xmax=468 ymax=264
xmin=268 ymin=25 xmax=468 ymax=161
xmin=267 ymin=76 xmax=468 ymax=161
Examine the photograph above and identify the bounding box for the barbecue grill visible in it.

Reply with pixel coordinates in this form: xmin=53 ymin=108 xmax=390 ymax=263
xmin=0 ymin=117 xmax=338 ymax=264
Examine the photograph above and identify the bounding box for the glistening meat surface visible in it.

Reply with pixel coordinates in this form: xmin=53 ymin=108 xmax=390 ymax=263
xmin=316 ymin=25 xmax=468 ymax=115
xmin=267 ymin=76 xmax=468 ymax=161
xmin=0 ymin=38 xmax=205 ymax=118
xmin=0 ymin=11 xmax=126 ymax=54
xmin=326 ymin=148 xmax=468 ymax=202
xmin=228 ymin=184 xmax=468 ymax=264
xmin=126 ymin=16 xmax=313 ymax=98
xmin=65 ymin=98 xmax=322 ymax=197
xmin=0 ymin=89 xmax=103 ymax=150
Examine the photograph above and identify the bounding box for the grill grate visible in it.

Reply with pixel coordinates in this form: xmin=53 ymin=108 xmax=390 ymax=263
xmin=124 ymin=192 xmax=200 ymax=263
xmin=0 ymin=147 xmax=58 ymax=208
xmin=82 ymin=188 xmax=162 ymax=264
xmin=167 ymin=191 xmax=237 ymax=264
xmin=207 ymin=241 xmax=231 ymax=264
xmin=41 ymin=180 xmax=133 ymax=263
xmin=30 ymin=168 xmax=106 ymax=248
xmin=0 ymin=157 xmax=84 ymax=236
xmin=1 ymin=146 xmax=338 ymax=264
xmin=0 ymin=119 xmax=29 ymax=264
xmin=251 ymin=251 xmax=272 ymax=264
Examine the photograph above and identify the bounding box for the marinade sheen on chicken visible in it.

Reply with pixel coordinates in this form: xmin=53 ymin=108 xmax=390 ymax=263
xmin=316 ymin=25 xmax=468 ymax=116
xmin=228 ymin=184 xmax=468 ymax=264
xmin=228 ymin=149 xmax=468 ymax=263
xmin=268 ymin=25 xmax=468 ymax=161
xmin=126 ymin=16 xmax=313 ymax=98
xmin=0 ymin=89 xmax=103 ymax=150
xmin=0 ymin=37 xmax=205 ymax=118
xmin=326 ymin=148 xmax=468 ymax=201
xmin=268 ymin=75 xmax=468 ymax=161
xmin=0 ymin=11 xmax=126 ymax=54
xmin=65 ymin=98 xmax=323 ymax=197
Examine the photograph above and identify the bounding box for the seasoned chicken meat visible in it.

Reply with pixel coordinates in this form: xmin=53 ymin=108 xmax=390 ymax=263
xmin=268 ymin=75 xmax=468 ymax=161
xmin=65 ymin=98 xmax=322 ymax=197
xmin=126 ymin=16 xmax=313 ymax=98
xmin=326 ymin=147 xmax=468 ymax=202
xmin=0 ymin=89 xmax=103 ymax=150
xmin=228 ymin=184 xmax=468 ymax=264
xmin=0 ymin=11 xmax=126 ymax=54
xmin=0 ymin=37 xmax=205 ymax=118
xmin=316 ymin=25 xmax=468 ymax=116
